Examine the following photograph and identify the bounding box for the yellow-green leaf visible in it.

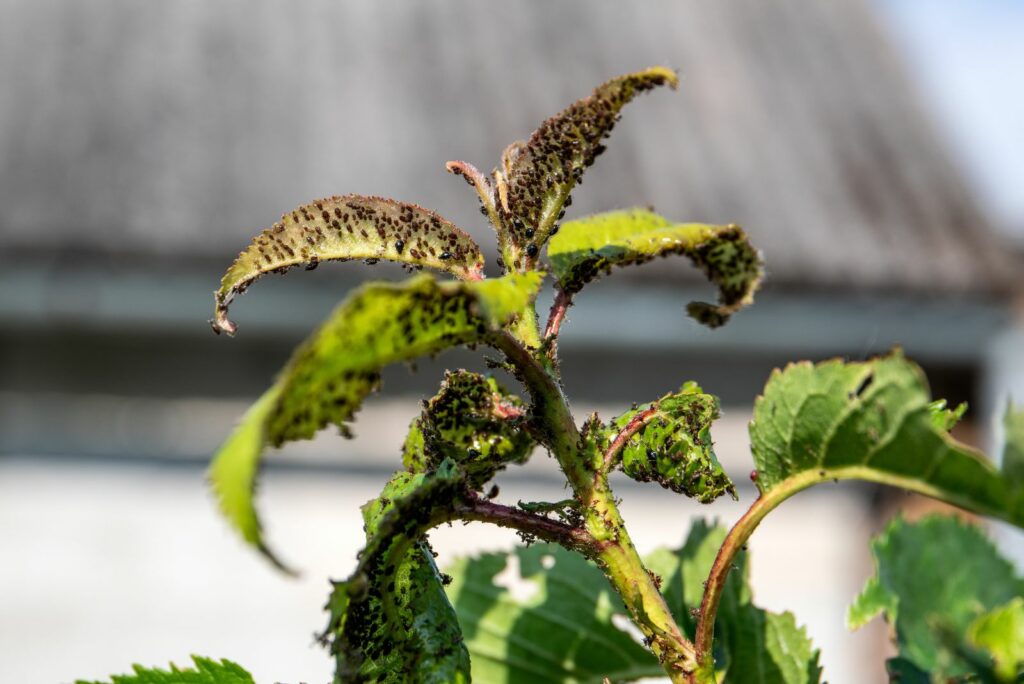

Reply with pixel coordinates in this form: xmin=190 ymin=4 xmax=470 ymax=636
xmin=547 ymin=208 xmax=762 ymax=327
xmin=212 ymin=194 xmax=484 ymax=334
xmin=209 ymin=272 xmax=542 ymax=567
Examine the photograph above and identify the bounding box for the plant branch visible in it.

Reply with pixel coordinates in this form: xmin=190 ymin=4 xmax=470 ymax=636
xmin=452 ymin=496 xmax=599 ymax=554
xmin=489 ymin=330 xmax=698 ymax=679
xmin=691 ymin=463 xmax=972 ymax=678
xmin=543 ymin=286 xmax=573 ymax=346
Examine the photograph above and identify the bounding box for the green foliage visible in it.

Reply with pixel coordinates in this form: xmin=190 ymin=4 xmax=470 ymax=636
xmin=1003 ymin=403 xmax=1024 ymax=484
xmin=209 ymin=272 xmax=542 ymax=566
xmin=849 ymin=515 xmax=1024 ymax=681
xmin=324 ymin=459 xmax=471 ymax=683
xmin=213 ymin=195 xmax=484 ymax=335
xmin=547 ymin=209 xmax=762 ymax=327
xmin=609 ymin=384 xmax=735 ymax=502
xmin=493 ymin=66 xmax=678 ymax=267
xmin=749 ymin=352 xmax=1024 ymax=526
xmin=154 ymin=66 xmax=1024 ymax=684
xmin=969 ymin=598 xmax=1024 ymax=681
xmin=402 ymin=370 xmax=534 ymax=486
xmin=76 ymin=657 xmax=254 ymax=684
xmin=446 ymin=521 xmax=821 ymax=683
xmin=647 ymin=521 xmax=822 ymax=684
xmin=445 ymin=544 xmax=665 ymax=683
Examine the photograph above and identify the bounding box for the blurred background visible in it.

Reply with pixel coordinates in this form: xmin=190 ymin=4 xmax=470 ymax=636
xmin=1 ymin=1 xmax=1022 ymax=682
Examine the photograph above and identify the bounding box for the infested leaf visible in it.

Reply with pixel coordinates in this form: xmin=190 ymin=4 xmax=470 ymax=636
xmin=213 ymin=194 xmax=484 ymax=334
xmin=497 ymin=67 xmax=678 ymax=266
xmin=402 ymin=370 xmax=534 ymax=487
xmin=749 ymin=351 xmax=1024 ymax=527
xmin=209 ymin=272 xmax=543 ymax=567
xmin=547 ymin=209 xmax=762 ymax=328
xmin=848 ymin=515 xmax=1024 ymax=680
xmin=324 ymin=459 xmax=471 ymax=684
xmin=75 ymin=656 xmax=255 ymax=684
xmin=609 ymin=383 xmax=735 ymax=502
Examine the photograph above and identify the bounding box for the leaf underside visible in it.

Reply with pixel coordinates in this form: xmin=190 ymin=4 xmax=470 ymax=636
xmin=213 ymin=194 xmax=484 ymax=334
xmin=496 ymin=67 xmax=678 ymax=263
xmin=209 ymin=272 xmax=543 ymax=568
xmin=324 ymin=460 xmax=471 ymax=684
xmin=547 ymin=209 xmax=763 ymax=328
xmin=749 ymin=351 xmax=1024 ymax=526
xmin=848 ymin=515 xmax=1024 ymax=680
xmin=75 ymin=657 xmax=254 ymax=684
xmin=610 ymin=383 xmax=736 ymax=502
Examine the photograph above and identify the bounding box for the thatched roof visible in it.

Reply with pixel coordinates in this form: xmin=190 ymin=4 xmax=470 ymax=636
xmin=0 ymin=0 xmax=1013 ymax=294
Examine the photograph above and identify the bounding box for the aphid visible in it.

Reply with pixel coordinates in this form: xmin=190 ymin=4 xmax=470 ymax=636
xmin=394 ymin=239 xmax=405 ymax=254
xmin=526 ymin=243 xmax=538 ymax=257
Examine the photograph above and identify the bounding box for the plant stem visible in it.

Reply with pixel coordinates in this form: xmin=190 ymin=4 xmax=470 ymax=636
xmin=691 ymin=464 xmax=968 ymax=680
xmin=452 ymin=497 xmax=598 ymax=553
xmin=491 ymin=331 xmax=697 ymax=679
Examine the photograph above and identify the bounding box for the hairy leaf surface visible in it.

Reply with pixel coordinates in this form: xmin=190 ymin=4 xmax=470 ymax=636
xmin=324 ymin=460 xmax=470 ymax=684
xmin=213 ymin=194 xmax=484 ymax=334
xmin=210 ymin=272 xmax=542 ymax=567
xmin=75 ymin=657 xmax=254 ymax=684
xmin=402 ymin=370 xmax=534 ymax=487
xmin=548 ymin=209 xmax=762 ymax=328
xmin=848 ymin=515 xmax=1024 ymax=680
xmin=498 ymin=67 xmax=678 ymax=264
xmin=445 ymin=544 xmax=664 ymax=683
xmin=647 ymin=521 xmax=822 ymax=683
xmin=750 ymin=352 xmax=1024 ymax=526
xmin=610 ymin=383 xmax=735 ymax=502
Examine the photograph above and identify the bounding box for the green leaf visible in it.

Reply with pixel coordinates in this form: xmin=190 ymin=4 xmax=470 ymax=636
xmin=1003 ymin=403 xmax=1024 ymax=485
xmin=969 ymin=598 xmax=1024 ymax=681
xmin=402 ymin=370 xmax=534 ymax=487
xmin=324 ymin=459 xmax=471 ymax=684
xmin=75 ymin=656 xmax=255 ymax=684
xmin=749 ymin=352 xmax=1024 ymax=527
xmin=209 ymin=272 xmax=543 ymax=567
xmin=848 ymin=515 xmax=1024 ymax=680
xmin=548 ymin=209 xmax=763 ymax=328
xmin=646 ymin=521 xmax=822 ymax=683
xmin=212 ymin=194 xmax=485 ymax=335
xmin=445 ymin=544 xmax=664 ymax=683
xmin=497 ymin=67 xmax=678 ymax=264
xmin=610 ymin=383 xmax=736 ymax=502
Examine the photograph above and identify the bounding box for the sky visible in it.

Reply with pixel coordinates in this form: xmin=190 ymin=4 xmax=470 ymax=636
xmin=876 ymin=0 xmax=1024 ymax=242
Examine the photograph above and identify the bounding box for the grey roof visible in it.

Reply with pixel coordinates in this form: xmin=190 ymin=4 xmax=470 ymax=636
xmin=0 ymin=0 xmax=1014 ymax=294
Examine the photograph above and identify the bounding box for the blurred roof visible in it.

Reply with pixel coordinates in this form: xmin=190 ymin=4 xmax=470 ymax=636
xmin=0 ymin=0 xmax=1015 ymax=295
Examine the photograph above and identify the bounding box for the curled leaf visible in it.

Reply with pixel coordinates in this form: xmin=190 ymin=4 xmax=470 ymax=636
xmin=209 ymin=272 xmax=543 ymax=567
xmin=324 ymin=460 xmax=471 ymax=683
xmin=548 ymin=208 xmax=763 ymax=328
xmin=498 ymin=66 xmax=679 ymax=265
xmin=402 ymin=370 xmax=533 ymax=486
xmin=610 ymin=383 xmax=735 ymax=502
xmin=212 ymin=194 xmax=484 ymax=334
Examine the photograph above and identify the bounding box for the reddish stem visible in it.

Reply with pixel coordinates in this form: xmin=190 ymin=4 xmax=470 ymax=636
xmin=543 ymin=286 xmax=573 ymax=344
